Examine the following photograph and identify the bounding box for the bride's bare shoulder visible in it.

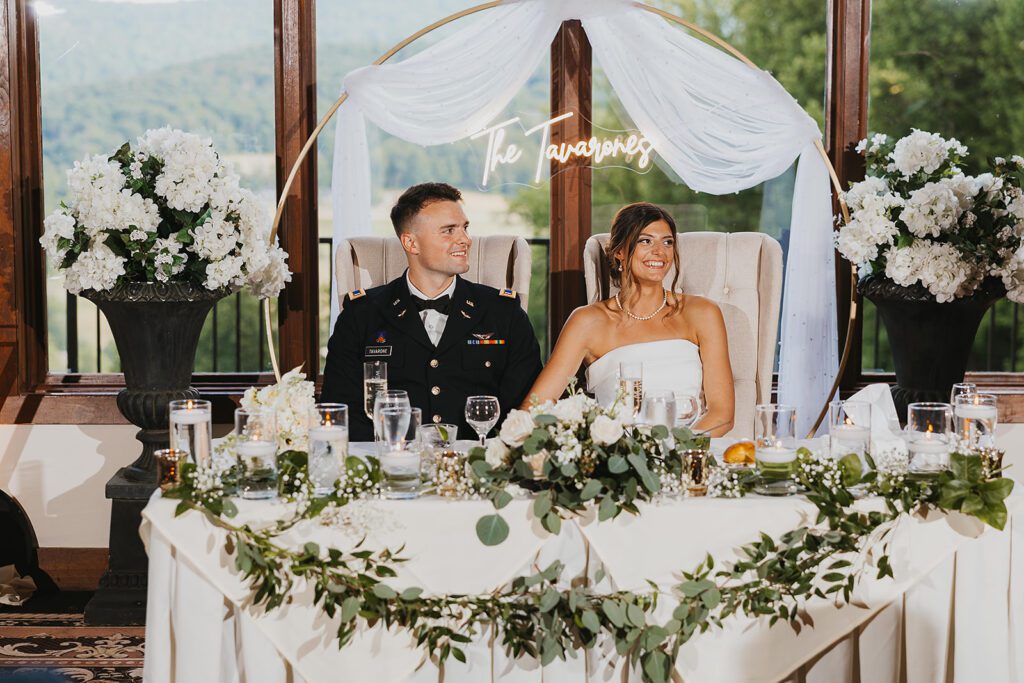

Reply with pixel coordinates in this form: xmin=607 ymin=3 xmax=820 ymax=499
xmin=564 ymin=300 xmax=616 ymax=332
xmin=676 ymin=293 xmax=724 ymax=324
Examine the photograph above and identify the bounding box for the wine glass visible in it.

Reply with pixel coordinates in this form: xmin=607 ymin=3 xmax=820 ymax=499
xmin=363 ymin=361 xmax=388 ymax=420
xmin=950 ymin=382 xmax=976 ymax=406
xmin=465 ymin=395 xmax=500 ymax=446
xmin=673 ymin=393 xmax=700 ymax=428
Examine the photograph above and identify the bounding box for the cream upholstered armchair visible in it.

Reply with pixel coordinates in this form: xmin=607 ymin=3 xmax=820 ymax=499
xmin=334 ymin=234 xmax=532 ymax=312
xmin=583 ymin=232 xmax=783 ymax=439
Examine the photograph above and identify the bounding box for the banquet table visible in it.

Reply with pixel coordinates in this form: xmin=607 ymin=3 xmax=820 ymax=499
xmin=141 ymin=442 xmax=1024 ymax=683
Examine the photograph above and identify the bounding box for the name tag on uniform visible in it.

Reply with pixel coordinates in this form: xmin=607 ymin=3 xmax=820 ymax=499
xmin=467 ymin=339 xmax=505 ymax=345
xmin=365 ymin=346 xmax=392 ymax=357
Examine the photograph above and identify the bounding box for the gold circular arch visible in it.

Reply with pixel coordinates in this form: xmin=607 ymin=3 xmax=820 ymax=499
xmin=263 ymin=0 xmax=857 ymax=436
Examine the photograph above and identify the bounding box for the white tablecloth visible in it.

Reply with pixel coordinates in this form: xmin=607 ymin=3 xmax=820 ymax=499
xmin=141 ymin=444 xmax=1024 ymax=683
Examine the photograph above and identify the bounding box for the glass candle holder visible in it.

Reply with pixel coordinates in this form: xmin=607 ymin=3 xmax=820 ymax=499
xmin=419 ymin=422 xmax=457 ymax=483
xmin=906 ymin=402 xmax=953 ymax=473
xmin=436 ymin=449 xmax=468 ymax=498
xmin=682 ymin=448 xmax=709 ymax=497
xmin=754 ymin=404 xmax=798 ymax=481
xmin=829 ymin=401 xmax=872 ymax=470
xmin=308 ymin=403 xmax=348 ymax=497
xmin=953 ymin=393 xmax=997 ymax=451
xmin=235 ymin=408 xmax=278 ymax=499
xmin=155 ymin=448 xmax=187 ymax=491
xmin=169 ymin=399 xmax=212 ymax=465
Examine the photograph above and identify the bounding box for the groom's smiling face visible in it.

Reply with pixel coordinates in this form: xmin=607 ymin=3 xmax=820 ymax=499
xmin=401 ymin=200 xmax=472 ymax=277
xmin=627 ymin=219 xmax=675 ymax=283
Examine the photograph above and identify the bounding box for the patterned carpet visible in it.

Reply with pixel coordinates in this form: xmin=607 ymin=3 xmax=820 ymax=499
xmin=0 ymin=595 xmax=144 ymax=683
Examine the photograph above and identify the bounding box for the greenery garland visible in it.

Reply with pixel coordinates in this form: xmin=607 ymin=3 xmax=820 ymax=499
xmin=163 ymin=447 xmax=1012 ymax=683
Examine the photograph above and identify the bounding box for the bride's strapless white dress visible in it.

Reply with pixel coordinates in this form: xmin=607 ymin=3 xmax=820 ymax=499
xmin=586 ymin=339 xmax=703 ymax=406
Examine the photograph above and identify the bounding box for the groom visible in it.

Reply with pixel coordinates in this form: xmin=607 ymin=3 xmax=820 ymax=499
xmin=320 ymin=182 xmax=543 ymax=441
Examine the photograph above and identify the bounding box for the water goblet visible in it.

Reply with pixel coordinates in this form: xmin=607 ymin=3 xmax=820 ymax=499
xmin=465 ymin=395 xmax=500 ymax=446
xmin=640 ymin=391 xmax=676 ymax=428
xmin=950 ymin=382 xmax=976 ymax=407
xmin=673 ymin=393 xmax=700 ymax=429
xmin=373 ymin=389 xmax=410 ymax=450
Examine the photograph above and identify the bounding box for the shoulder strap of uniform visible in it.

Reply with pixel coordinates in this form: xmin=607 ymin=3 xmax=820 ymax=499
xmin=346 ymin=288 xmax=366 ymax=301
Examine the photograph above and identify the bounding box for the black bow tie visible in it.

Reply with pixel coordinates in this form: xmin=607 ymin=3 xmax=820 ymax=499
xmin=413 ymin=295 xmax=451 ymax=315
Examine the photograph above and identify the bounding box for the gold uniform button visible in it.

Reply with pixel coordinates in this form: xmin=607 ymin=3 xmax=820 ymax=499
xmin=432 ymin=414 xmax=442 ymax=423
xmin=431 ymin=386 xmax=441 ymax=395
xmin=429 ymin=359 xmax=439 ymax=368
xmin=484 ymin=361 xmax=492 ymax=368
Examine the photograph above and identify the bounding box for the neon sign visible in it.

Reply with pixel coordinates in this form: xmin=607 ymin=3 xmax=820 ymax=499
xmin=470 ymin=112 xmax=655 ymax=187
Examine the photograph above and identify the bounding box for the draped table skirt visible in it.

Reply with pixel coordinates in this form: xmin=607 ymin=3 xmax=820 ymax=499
xmin=141 ymin=447 xmax=1024 ymax=683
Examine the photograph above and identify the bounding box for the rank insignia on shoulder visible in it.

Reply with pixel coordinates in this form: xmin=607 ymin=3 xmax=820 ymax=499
xmin=348 ymin=288 xmax=366 ymax=300
xmin=374 ymin=330 xmax=388 ymax=343
xmin=499 ymin=288 xmax=517 ymax=298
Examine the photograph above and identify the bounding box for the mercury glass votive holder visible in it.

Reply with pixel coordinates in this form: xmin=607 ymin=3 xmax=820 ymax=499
xmin=155 ymin=448 xmax=187 ymax=491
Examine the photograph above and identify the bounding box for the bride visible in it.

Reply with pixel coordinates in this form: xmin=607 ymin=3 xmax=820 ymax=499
xmin=523 ymin=202 xmax=734 ymax=437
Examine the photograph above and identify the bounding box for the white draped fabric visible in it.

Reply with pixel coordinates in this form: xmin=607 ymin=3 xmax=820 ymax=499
xmin=330 ymin=0 xmax=837 ymax=431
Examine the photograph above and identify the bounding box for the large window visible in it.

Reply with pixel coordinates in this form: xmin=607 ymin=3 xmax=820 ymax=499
xmin=37 ymin=0 xmax=276 ymax=374
xmin=864 ymin=0 xmax=1024 ymax=373
xmin=316 ymin=4 xmax=551 ymax=360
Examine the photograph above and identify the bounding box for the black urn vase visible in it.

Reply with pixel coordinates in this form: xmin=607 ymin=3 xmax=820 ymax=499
xmin=82 ymin=282 xmax=228 ymax=482
xmin=860 ymin=275 xmax=1004 ymax=419
xmin=81 ymin=282 xmax=227 ymax=625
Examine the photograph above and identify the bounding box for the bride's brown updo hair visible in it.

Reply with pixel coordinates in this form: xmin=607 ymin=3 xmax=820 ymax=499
xmin=606 ymin=202 xmax=681 ymax=302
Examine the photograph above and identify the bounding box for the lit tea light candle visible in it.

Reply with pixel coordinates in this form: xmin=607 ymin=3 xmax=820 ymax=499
xmin=755 ymin=443 xmax=797 ymax=462
xmin=169 ymin=400 xmax=212 ymax=464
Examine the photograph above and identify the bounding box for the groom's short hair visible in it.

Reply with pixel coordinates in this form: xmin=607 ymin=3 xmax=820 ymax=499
xmin=390 ymin=182 xmax=463 ymax=235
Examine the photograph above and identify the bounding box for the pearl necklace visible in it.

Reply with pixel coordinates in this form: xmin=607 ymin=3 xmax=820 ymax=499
xmin=615 ymin=289 xmax=668 ymax=321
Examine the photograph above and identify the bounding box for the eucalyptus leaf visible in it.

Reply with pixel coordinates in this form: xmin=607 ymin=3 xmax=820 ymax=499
xmin=476 ymin=514 xmax=510 ymax=546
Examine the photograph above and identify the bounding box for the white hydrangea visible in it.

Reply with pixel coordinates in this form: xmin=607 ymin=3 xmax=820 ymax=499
xmin=245 ymin=246 xmax=292 ymax=299
xmin=890 ymin=129 xmax=948 ymax=177
xmin=899 ymin=182 xmax=962 ymax=237
xmin=63 ymin=242 xmax=126 ymax=294
xmin=192 ymin=211 xmax=240 ymax=261
xmin=137 ymin=127 xmax=220 ymax=213
xmin=41 ymin=128 xmax=290 ymax=297
xmin=153 ymin=237 xmax=185 ymax=283
xmin=884 ymin=241 xmax=969 ymax=302
xmin=40 ymin=211 xmax=76 ymax=262
xmin=835 ymin=221 xmax=882 ymax=265
xmin=844 ymin=176 xmax=890 ymax=212
xmin=204 ymin=254 xmax=245 ymax=290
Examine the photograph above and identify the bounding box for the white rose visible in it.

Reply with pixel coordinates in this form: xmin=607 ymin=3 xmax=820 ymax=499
xmin=551 ymin=394 xmax=586 ymax=424
xmin=499 ymin=409 xmax=535 ymax=447
xmin=484 ymin=438 xmax=510 ymax=468
xmin=590 ymin=414 xmax=624 ymax=446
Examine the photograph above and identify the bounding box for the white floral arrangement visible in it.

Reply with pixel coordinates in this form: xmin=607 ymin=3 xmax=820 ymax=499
xmin=470 ymin=390 xmax=702 ymax=540
xmin=39 ymin=126 xmax=290 ymax=298
xmin=239 ymin=365 xmax=316 ymax=452
xmin=835 ymin=129 xmax=1024 ymax=302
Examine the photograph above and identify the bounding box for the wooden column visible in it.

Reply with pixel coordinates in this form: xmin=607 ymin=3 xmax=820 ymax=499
xmin=274 ymin=0 xmax=319 ymax=379
xmin=826 ymin=0 xmax=871 ymax=389
xmin=0 ymin=0 xmax=45 ymax=402
xmin=548 ymin=20 xmax=591 ymax=344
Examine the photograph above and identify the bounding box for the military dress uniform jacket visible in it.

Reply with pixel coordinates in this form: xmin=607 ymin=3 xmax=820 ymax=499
xmin=320 ymin=275 xmax=543 ymax=442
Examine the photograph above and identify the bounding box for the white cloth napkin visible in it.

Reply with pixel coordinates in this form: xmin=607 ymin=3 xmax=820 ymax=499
xmin=845 ymin=383 xmax=907 ymax=455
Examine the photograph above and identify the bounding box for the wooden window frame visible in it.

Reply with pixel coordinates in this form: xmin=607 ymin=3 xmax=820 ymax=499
xmin=4 ymin=1 xmax=1023 ymax=425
